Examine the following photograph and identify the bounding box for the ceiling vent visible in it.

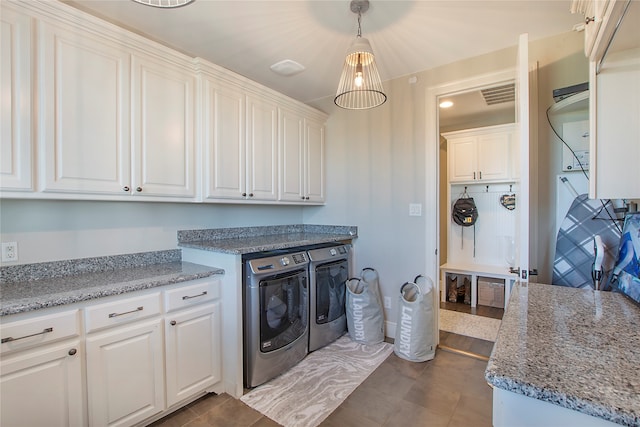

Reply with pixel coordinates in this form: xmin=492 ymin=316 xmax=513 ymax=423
xmin=270 ymin=60 xmax=306 ymax=77
xmin=481 ymin=83 xmax=515 ymax=106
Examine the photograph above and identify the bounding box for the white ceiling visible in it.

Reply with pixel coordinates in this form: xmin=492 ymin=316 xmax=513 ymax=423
xmin=64 ymin=0 xmax=583 ymax=105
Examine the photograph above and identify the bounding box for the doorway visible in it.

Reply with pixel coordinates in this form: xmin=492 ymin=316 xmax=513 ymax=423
xmin=425 ymin=69 xmax=519 ymax=354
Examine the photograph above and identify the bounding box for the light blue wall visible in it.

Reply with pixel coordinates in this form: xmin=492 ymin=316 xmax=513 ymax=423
xmin=0 ymin=199 xmax=303 ymax=264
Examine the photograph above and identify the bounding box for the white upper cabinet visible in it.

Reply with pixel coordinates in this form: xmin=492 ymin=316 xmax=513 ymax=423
xmin=201 ymin=77 xmax=246 ymax=200
xmin=246 ymin=95 xmax=279 ymax=201
xmin=279 ymin=108 xmax=305 ymax=202
xmin=303 ymin=118 xmax=326 ymax=203
xmin=1 ymin=0 xmax=326 ymax=204
xmin=0 ymin=6 xmax=33 ymax=192
xmin=444 ymin=124 xmax=515 ymax=184
xmin=37 ymin=17 xmax=196 ymax=200
xmin=279 ymin=108 xmax=326 ymax=203
xmin=131 ymin=54 xmax=196 ymax=198
xmin=38 ymin=19 xmax=131 ymax=196
xmin=200 ymin=72 xmax=279 ymax=202
xmin=574 ymin=0 xmax=640 ymax=198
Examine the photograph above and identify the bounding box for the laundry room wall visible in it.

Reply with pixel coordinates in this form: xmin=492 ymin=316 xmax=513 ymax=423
xmin=306 ymin=30 xmax=587 ymax=332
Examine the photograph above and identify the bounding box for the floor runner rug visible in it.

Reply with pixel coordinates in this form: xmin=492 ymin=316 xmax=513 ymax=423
xmin=240 ymin=335 xmax=393 ymax=427
xmin=439 ymin=309 xmax=501 ymax=342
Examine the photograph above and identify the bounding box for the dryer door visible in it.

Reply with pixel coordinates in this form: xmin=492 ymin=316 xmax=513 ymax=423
xmin=314 ymin=260 xmax=348 ymax=325
xmin=259 ymin=269 xmax=308 ymax=352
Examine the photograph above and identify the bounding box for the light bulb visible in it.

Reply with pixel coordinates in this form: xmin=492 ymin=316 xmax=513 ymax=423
xmin=355 ymin=58 xmax=363 ymax=87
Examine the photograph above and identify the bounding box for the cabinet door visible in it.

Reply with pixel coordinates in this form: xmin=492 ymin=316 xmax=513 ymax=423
xmin=165 ymin=302 xmax=221 ymax=407
xmin=591 ymin=50 xmax=640 ymax=198
xmin=279 ymin=108 xmax=305 ymax=202
xmin=0 ymin=340 xmax=85 ymax=427
xmin=246 ymin=96 xmax=278 ymax=201
xmin=132 ymin=55 xmax=195 ymax=198
xmin=39 ymin=20 xmax=131 ymax=195
xmin=305 ymin=119 xmax=326 ymax=203
xmin=86 ymin=318 xmax=164 ymax=427
xmin=202 ymin=78 xmax=246 ymax=200
xmin=448 ymin=137 xmax=477 ymax=182
xmin=0 ymin=6 xmax=33 ymax=192
xmin=477 ymin=131 xmax=511 ymax=181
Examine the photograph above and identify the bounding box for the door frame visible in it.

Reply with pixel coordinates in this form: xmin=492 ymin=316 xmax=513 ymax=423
xmin=425 ymin=68 xmax=516 ymax=340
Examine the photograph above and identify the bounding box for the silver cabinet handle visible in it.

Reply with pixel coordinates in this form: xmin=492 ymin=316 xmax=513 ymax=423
xmin=136 ymin=187 xmax=142 ymax=192
xmin=108 ymin=306 xmax=143 ymax=318
xmin=479 ymin=171 xmax=482 ymax=179
xmin=68 ymin=348 xmax=77 ymax=356
xmin=170 ymin=320 xmax=177 ymax=326
xmin=2 ymin=327 xmax=54 ymax=344
xmin=473 ymin=172 xmax=476 ymax=180
xmin=182 ymin=291 xmax=207 ymax=300
xmin=123 ymin=186 xmax=130 ymax=192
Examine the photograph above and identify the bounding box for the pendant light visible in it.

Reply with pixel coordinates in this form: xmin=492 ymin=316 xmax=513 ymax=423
xmin=334 ymin=0 xmax=387 ymax=110
xmin=131 ymin=0 xmax=194 ymax=8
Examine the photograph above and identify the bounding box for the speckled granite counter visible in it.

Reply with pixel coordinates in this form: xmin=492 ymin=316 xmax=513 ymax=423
xmin=177 ymin=224 xmax=357 ymax=254
xmin=485 ymin=283 xmax=640 ymax=426
xmin=0 ymin=250 xmax=223 ymax=317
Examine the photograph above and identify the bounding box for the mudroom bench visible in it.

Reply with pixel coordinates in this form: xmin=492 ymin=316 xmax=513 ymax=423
xmin=439 ymin=262 xmax=518 ymax=309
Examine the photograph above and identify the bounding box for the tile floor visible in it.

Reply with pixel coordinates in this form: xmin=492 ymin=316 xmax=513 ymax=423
xmin=149 ymin=330 xmax=495 ymax=427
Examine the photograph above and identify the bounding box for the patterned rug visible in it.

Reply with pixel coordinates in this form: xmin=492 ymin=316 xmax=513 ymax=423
xmin=240 ymin=335 xmax=393 ymax=427
xmin=439 ymin=309 xmax=501 ymax=342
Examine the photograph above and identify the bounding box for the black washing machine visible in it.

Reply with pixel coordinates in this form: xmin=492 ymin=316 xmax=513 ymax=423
xmin=307 ymin=244 xmax=351 ymax=352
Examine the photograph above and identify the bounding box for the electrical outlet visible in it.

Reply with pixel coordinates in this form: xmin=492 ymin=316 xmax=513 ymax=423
xmin=409 ymin=203 xmax=422 ymax=216
xmin=2 ymin=242 xmax=18 ymax=262
xmin=383 ymin=296 xmax=391 ymax=309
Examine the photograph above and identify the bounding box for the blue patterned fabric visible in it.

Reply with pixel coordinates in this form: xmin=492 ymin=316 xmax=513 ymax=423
xmin=552 ymin=194 xmax=622 ymax=289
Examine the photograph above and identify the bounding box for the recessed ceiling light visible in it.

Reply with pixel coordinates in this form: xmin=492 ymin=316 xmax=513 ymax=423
xmin=439 ymin=100 xmax=454 ymax=108
xmin=270 ymin=60 xmax=306 ymax=77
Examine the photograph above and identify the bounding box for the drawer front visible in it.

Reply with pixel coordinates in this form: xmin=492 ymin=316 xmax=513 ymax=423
xmin=164 ymin=279 xmax=220 ymax=313
xmin=0 ymin=310 xmax=80 ymax=354
xmin=85 ymin=292 xmax=161 ymax=333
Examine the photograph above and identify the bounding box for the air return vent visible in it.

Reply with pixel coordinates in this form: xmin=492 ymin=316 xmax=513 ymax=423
xmin=481 ymin=84 xmax=515 ymax=105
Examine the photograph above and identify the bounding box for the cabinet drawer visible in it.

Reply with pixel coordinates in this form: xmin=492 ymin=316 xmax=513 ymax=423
xmin=0 ymin=309 xmax=80 ymax=354
xmin=164 ymin=279 xmax=220 ymax=312
xmin=85 ymin=292 xmax=161 ymax=333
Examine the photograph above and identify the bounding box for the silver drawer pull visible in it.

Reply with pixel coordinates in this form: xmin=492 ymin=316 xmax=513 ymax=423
xmin=108 ymin=306 xmax=143 ymax=318
xmin=182 ymin=291 xmax=207 ymax=300
xmin=1 ymin=327 xmax=54 ymax=344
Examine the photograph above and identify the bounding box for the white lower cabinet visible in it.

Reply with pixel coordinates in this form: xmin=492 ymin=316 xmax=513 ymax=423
xmin=165 ymin=302 xmax=221 ymax=407
xmin=0 ymin=278 xmax=223 ymax=427
xmin=86 ymin=318 xmax=165 ymax=427
xmin=0 ymin=339 xmax=85 ymax=427
xmin=0 ymin=309 xmax=85 ymax=426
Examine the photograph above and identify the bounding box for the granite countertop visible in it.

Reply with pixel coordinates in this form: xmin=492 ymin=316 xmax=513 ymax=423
xmin=177 ymin=224 xmax=357 ymax=254
xmin=0 ymin=250 xmax=223 ymax=317
xmin=485 ymin=283 xmax=640 ymax=426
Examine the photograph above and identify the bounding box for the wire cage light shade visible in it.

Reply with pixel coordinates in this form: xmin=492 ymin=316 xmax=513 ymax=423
xmin=334 ymin=0 xmax=386 ymax=110
xmin=131 ymin=0 xmax=194 ymax=8
xmin=334 ymin=37 xmax=386 ymax=109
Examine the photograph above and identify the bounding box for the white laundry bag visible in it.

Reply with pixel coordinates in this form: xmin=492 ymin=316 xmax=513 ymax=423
xmin=345 ymin=269 xmax=385 ymax=344
xmin=394 ymin=275 xmax=436 ymax=362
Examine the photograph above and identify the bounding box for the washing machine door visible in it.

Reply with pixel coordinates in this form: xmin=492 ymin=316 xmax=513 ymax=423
xmin=259 ymin=270 xmax=308 ymax=352
xmin=315 ymin=261 xmax=348 ymax=324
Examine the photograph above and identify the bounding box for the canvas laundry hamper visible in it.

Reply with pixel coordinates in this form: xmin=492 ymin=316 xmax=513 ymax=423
xmin=345 ymin=268 xmax=384 ymax=344
xmin=394 ymin=275 xmax=436 ymax=362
